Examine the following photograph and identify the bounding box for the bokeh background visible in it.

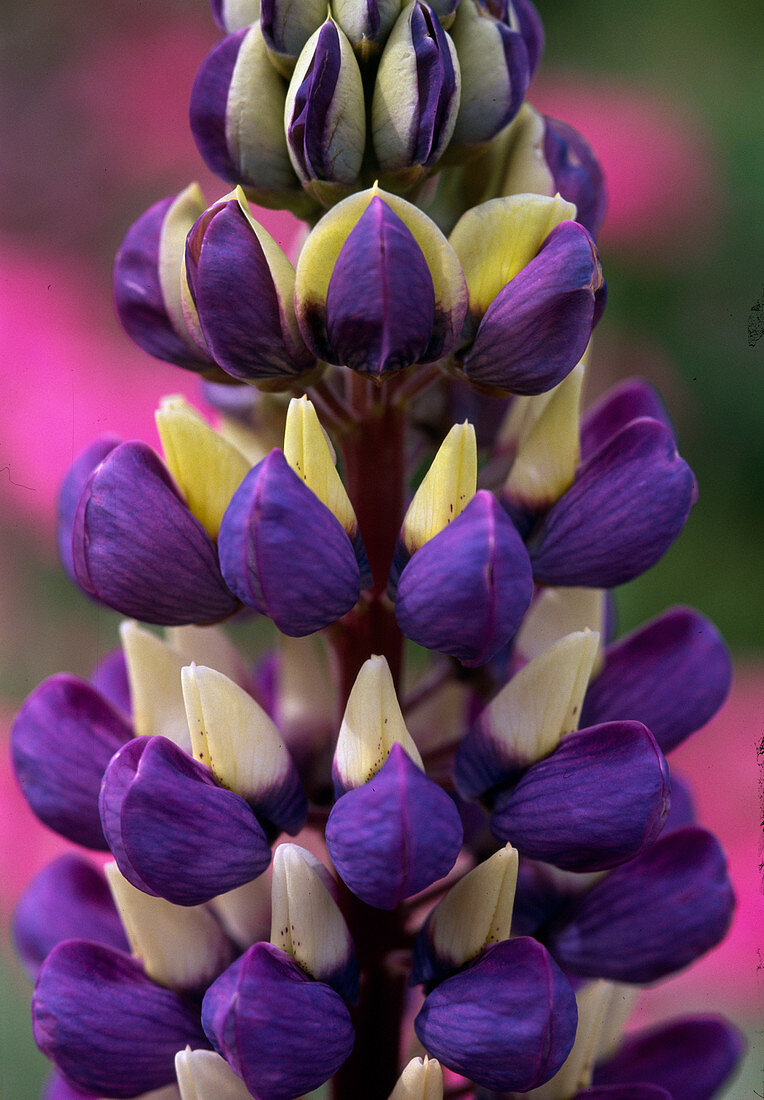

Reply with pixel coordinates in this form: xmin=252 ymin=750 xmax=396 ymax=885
xmin=1 ymin=0 xmax=762 ymax=1096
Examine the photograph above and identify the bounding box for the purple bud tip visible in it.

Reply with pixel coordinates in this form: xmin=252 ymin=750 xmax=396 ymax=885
xmin=326 ymin=197 xmax=436 ymax=375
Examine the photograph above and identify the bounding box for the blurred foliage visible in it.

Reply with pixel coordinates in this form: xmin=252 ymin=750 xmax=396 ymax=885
xmin=541 ymin=0 xmax=764 ymax=652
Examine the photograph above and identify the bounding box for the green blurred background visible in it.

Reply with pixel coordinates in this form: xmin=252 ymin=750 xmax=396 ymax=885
xmin=1 ymin=0 xmax=761 ymax=1096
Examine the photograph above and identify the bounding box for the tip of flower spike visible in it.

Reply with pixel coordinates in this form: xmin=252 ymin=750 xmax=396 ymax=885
xmin=332 ymin=654 xmax=423 ymax=793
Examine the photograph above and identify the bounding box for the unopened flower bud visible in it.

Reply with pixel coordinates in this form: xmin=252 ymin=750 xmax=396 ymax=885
xmin=372 ymin=2 xmax=460 ymax=187
xmin=113 ymin=185 xmax=219 ymax=376
xmin=210 ymin=0 xmax=260 ymax=34
xmin=448 ymin=0 xmax=530 ymax=147
xmin=295 ymin=185 xmax=467 ymax=372
xmin=450 ymin=193 xmax=605 ymax=394
xmin=333 ymin=0 xmax=404 ymax=57
xmin=184 ymin=189 xmax=315 ymax=383
xmin=284 ymin=18 xmax=366 ymax=204
xmin=261 ymin=0 xmax=327 ymax=73
xmin=190 ymin=24 xmax=303 ymax=206
xmin=326 ymin=657 xmax=462 ymax=909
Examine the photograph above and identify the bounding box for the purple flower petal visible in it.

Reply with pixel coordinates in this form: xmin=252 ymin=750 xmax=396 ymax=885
xmin=13 ymin=855 xmax=129 ymax=981
xmin=287 ymin=21 xmax=343 ymax=183
xmin=544 ymin=116 xmax=607 ymax=239
xmin=99 ymin=736 xmax=272 ymax=906
xmin=325 ymin=744 xmax=463 ymax=909
xmin=202 ymin=942 xmax=354 ymax=1100
xmin=465 ymin=220 xmax=605 ymax=394
xmin=189 ymin=30 xmax=248 ymax=184
xmin=663 ymin=769 xmax=696 ymax=832
xmin=325 ymin=196 xmax=436 ymax=375
xmin=11 ymin=675 xmax=133 ymax=849
xmin=395 ymin=491 xmax=533 ymax=667
xmin=491 ymin=721 xmax=670 ymax=871
xmin=592 ymin=1015 xmax=746 ymax=1100
xmin=72 ymin=442 xmax=239 ymax=626
xmin=90 ymin=647 xmax=132 ymax=718
xmin=581 ymin=607 xmax=732 ymax=753
xmin=528 ymin=418 xmax=697 ymax=587
xmin=414 ymin=937 xmax=577 ymax=1092
xmin=547 ymin=826 xmax=735 ymax=983
xmin=450 ymin=2 xmax=530 ymax=147
xmin=510 ymin=0 xmax=544 ymax=76
xmin=42 ymin=1073 xmax=97 ymax=1100
xmin=114 ymin=197 xmax=212 ymax=372
xmin=57 ymin=436 xmax=120 ymax=582
xmin=218 ymin=449 xmax=360 ymax=636
xmin=408 ymin=2 xmax=459 ymax=169
xmin=32 ymin=941 xmax=209 ymax=1098
xmin=580 ymin=378 xmax=674 ymax=460
xmin=186 ymin=198 xmax=313 ymax=381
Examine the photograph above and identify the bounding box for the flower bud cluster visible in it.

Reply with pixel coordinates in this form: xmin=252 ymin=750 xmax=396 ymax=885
xmin=11 ymin=1 xmax=745 ymax=1099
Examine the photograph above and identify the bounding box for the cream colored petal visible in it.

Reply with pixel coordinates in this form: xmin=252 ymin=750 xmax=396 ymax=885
xmin=181 ymin=664 xmax=291 ymax=798
xmin=402 ymin=421 xmax=476 ymax=553
xmin=156 ymin=396 xmax=251 ymax=539
xmin=449 ymin=192 xmax=576 ymax=317
xmin=389 ymin=1056 xmax=444 ymax=1100
xmin=514 ymin=587 xmax=606 ymax=670
xmin=270 ymin=844 xmax=353 ymax=982
xmin=427 ymin=844 xmax=518 ymax=968
xmin=120 ymin=620 xmax=192 ymax=753
xmin=105 ymin=864 xmax=233 ymax=991
xmin=176 ymin=1048 xmax=253 ymax=1100
xmin=334 ymin=655 xmax=423 ymax=788
xmin=481 ymin=630 xmax=600 ymax=768
xmin=503 ymin=363 xmax=584 ymax=512
xmin=283 ymin=396 xmax=357 ymax=533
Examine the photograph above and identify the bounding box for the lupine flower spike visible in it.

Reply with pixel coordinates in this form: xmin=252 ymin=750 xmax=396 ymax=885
xmin=14 ymin=0 xmax=745 ymax=1098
